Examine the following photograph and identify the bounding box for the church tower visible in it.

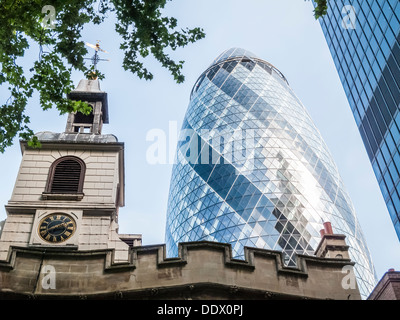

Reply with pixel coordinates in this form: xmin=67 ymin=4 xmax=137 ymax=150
xmin=0 ymin=79 xmax=141 ymax=263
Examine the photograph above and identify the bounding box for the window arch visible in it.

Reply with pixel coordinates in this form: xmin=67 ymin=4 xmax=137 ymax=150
xmin=45 ymin=156 xmax=86 ymax=194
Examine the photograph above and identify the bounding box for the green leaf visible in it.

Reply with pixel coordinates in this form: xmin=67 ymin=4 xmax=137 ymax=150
xmin=314 ymin=0 xmax=328 ymax=19
xmin=27 ymin=135 xmax=42 ymax=149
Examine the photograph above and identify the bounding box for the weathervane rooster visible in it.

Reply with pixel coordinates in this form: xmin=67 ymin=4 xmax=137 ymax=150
xmin=85 ymin=40 xmax=109 ymax=80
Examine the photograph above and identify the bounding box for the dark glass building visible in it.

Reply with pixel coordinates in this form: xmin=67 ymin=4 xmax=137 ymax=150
xmin=165 ymin=48 xmax=376 ymax=297
xmin=315 ymin=0 xmax=400 ymax=240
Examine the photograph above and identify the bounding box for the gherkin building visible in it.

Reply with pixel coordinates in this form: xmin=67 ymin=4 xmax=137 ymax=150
xmin=165 ymin=48 xmax=376 ymax=298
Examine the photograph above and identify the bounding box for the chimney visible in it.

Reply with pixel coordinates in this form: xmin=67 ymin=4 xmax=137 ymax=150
xmin=315 ymin=222 xmax=350 ymax=260
xmin=320 ymin=222 xmax=334 ymax=236
xmin=323 ymin=222 xmax=333 ymax=234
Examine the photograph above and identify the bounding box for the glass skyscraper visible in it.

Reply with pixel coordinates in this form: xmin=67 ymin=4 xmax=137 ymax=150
xmin=314 ymin=0 xmax=400 ymax=240
xmin=165 ymin=48 xmax=376 ymax=297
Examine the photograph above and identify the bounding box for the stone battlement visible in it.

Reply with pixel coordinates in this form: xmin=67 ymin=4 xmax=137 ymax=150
xmin=0 ymin=240 xmax=360 ymax=300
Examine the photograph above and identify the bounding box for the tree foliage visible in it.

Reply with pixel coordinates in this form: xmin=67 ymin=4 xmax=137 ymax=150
xmin=313 ymin=0 xmax=328 ymax=19
xmin=0 ymin=0 xmax=205 ymax=152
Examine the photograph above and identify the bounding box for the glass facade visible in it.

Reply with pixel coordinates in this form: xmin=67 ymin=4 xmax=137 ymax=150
xmin=315 ymin=0 xmax=400 ymax=240
xmin=165 ymin=48 xmax=376 ymax=298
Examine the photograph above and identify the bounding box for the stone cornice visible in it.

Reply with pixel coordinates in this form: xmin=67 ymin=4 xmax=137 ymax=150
xmin=0 ymin=240 xmax=354 ymax=274
xmin=0 ymin=241 xmax=358 ymax=300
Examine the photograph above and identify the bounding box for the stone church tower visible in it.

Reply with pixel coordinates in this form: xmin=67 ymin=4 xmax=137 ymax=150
xmin=0 ymin=79 xmax=141 ymax=263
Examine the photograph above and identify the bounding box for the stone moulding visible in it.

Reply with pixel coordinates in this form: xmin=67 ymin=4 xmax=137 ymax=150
xmin=0 ymin=240 xmax=358 ymax=299
xmin=148 ymin=240 xmax=354 ymax=274
xmin=0 ymin=240 xmax=355 ymax=273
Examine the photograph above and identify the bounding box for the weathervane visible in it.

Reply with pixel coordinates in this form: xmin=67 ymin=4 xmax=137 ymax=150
xmin=84 ymin=40 xmax=109 ymax=79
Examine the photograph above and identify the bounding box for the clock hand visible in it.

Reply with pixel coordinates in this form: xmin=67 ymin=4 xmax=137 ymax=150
xmin=47 ymin=222 xmax=67 ymax=231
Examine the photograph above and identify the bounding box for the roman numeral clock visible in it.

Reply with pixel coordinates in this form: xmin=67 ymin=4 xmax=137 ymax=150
xmin=38 ymin=213 xmax=76 ymax=243
xmin=29 ymin=210 xmax=82 ymax=248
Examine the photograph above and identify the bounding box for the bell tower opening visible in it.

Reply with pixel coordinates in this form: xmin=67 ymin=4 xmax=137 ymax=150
xmin=65 ymin=79 xmax=109 ymax=135
xmin=73 ymin=107 xmax=95 ymax=133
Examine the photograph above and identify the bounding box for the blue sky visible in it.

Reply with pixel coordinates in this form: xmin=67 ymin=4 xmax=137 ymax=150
xmin=0 ymin=0 xmax=399 ymax=280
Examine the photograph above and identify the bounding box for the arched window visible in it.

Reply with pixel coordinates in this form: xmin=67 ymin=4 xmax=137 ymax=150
xmin=43 ymin=156 xmax=86 ymax=199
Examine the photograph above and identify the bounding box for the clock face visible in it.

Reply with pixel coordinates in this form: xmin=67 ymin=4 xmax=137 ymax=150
xmin=38 ymin=214 xmax=76 ymax=243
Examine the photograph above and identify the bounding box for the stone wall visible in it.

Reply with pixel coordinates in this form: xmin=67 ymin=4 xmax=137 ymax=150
xmin=9 ymin=148 xmax=120 ymax=206
xmin=0 ymin=241 xmax=361 ymax=300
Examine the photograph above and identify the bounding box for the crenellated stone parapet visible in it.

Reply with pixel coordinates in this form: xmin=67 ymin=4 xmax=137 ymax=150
xmin=0 ymin=240 xmax=360 ymax=300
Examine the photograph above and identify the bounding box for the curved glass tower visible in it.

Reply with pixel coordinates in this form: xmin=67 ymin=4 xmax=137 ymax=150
xmin=165 ymin=48 xmax=376 ymax=298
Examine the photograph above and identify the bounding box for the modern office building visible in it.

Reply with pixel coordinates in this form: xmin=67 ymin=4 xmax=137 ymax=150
xmin=314 ymin=0 xmax=400 ymax=240
xmin=165 ymin=48 xmax=376 ymax=297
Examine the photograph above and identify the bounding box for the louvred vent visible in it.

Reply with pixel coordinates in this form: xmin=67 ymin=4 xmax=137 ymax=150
xmin=50 ymin=160 xmax=82 ymax=193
